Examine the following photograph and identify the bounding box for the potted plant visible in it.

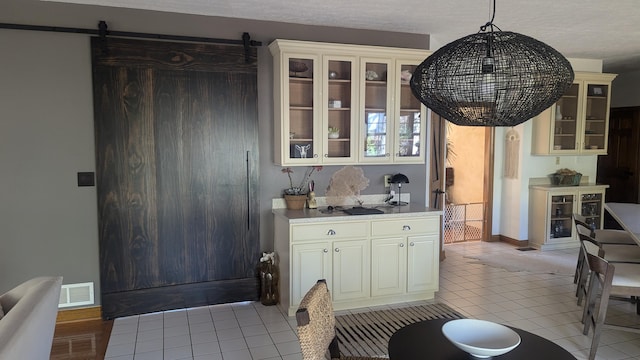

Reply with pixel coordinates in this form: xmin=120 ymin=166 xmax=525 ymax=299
xmin=282 ymin=166 xmax=322 ymax=209
xmin=328 ymin=126 xmax=340 ymax=139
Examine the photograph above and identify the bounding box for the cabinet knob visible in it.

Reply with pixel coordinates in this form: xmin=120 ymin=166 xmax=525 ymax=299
xmin=323 ymin=248 xmax=328 ymax=253
xmin=327 ymin=229 xmax=336 ymax=236
xmin=385 ymin=153 xmax=390 ymax=157
xmin=403 ymin=225 xmax=411 ymax=231
xmin=410 ymin=242 xmax=415 ymax=246
xmin=399 ymin=243 xmax=404 ymax=247
xmin=334 ymin=248 xmax=340 ymax=252
xmin=314 ymin=154 xmax=319 ymax=158
xmin=323 ymin=154 xmax=328 ymax=158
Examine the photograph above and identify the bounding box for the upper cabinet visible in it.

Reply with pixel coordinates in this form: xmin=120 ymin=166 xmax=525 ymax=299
xmin=269 ymin=39 xmax=430 ymax=165
xmin=532 ymin=72 xmax=617 ymax=155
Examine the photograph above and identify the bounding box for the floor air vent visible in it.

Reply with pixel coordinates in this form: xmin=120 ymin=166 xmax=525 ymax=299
xmin=59 ymin=282 xmax=94 ymax=308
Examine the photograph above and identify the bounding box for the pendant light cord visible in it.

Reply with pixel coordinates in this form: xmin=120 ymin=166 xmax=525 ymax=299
xmin=479 ymin=0 xmax=500 ymax=32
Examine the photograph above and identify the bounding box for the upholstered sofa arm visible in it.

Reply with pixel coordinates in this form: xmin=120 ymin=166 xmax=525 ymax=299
xmin=0 ymin=276 xmax=63 ymax=360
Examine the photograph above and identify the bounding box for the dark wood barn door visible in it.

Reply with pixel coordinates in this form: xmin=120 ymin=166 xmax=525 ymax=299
xmin=91 ymin=37 xmax=259 ymax=319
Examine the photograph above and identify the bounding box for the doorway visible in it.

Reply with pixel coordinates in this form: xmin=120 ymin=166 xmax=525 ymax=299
xmin=443 ymin=124 xmax=494 ymax=243
xmin=428 ymin=113 xmax=495 ymax=260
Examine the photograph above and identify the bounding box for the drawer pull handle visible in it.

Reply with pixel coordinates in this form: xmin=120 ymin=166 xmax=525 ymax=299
xmin=335 ymin=248 xmax=340 ymax=252
xmin=399 ymin=243 xmax=405 ymax=247
xmin=327 ymin=229 xmax=336 ymax=236
xmin=410 ymin=242 xmax=415 ymax=246
xmin=323 ymin=248 xmax=329 ymax=253
xmin=403 ymin=225 xmax=411 ymax=231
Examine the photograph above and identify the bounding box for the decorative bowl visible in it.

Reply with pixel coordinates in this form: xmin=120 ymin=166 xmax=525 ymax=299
xmin=289 ymin=61 xmax=309 ymax=73
xmin=442 ymin=319 xmax=521 ymax=358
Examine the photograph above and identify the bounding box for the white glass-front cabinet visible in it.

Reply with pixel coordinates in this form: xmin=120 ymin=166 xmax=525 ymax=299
xmin=532 ymin=72 xmax=617 ymax=155
xmin=270 ymin=39 xmax=429 ymax=165
xmin=323 ymin=56 xmax=358 ymax=163
xmin=529 ymin=185 xmax=607 ymax=250
xmin=359 ymin=59 xmax=426 ymax=164
xmin=277 ymin=53 xmax=321 ymax=165
xmin=360 ymin=58 xmax=393 ymax=162
xmin=395 ymin=61 xmax=426 ymax=163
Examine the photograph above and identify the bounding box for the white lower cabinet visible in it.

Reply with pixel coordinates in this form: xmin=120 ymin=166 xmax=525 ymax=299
xmin=406 ymin=234 xmax=439 ymax=292
xmin=275 ymin=213 xmax=440 ymax=316
xmin=332 ymin=239 xmax=370 ymax=301
xmin=371 ymin=218 xmax=439 ymax=297
xmin=371 ymin=237 xmax=406 ymax=297
xmin=529 ymin=184 xmax=608 ymax=250
xmin=291 ymin=242 xmax=331 ymax=307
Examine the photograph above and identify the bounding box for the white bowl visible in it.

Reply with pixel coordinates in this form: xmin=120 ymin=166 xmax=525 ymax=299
xmin=442 ymin=319 xmax=521 ymax=358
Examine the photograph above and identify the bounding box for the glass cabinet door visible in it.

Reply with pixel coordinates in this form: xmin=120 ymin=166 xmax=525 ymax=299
xmin=324 ymin=57 xmax=356 ymax=162
xmin=582 ymin=82 xmax=610 ymax=152
xmin=360 ymin=59 xmax=392 ymax=162
xmin=550 ymin=194 xmax=574 ymax=239
xmin=551 ymin=83 xmax=579 ymax=152
xmin=395 ymin=62 xmax=424 ymax=161
xmin=286 ymin=55 xmax=318 ymax=163
xmin=579 ymin=192 xmax=604 ymax=229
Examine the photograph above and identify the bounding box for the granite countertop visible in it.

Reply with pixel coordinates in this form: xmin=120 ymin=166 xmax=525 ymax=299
xmin=529 ymin=183 xmax=609 ymax=190
xmin=273 ymin=202 xmax=441 ymax=223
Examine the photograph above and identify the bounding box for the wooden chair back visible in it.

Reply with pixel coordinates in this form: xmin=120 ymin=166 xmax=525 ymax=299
xmin=582 ymin=250 xmax=614 ymax=360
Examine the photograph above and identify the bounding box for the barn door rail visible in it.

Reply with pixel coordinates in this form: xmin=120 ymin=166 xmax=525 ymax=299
xmin=0 ymin=21 xmax=261 ymax=63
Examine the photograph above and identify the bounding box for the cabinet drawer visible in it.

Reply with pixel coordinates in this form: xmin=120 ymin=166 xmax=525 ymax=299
xmin=371 ymin=217 xmax=438 ymax=237
xmin=292 ymin=221 xmax=368 ymax=241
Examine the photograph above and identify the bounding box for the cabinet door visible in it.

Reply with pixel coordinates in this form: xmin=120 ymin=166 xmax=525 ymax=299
xmin=332 ymin=239 xmax=370 ymax=301
xmin=551 ymin=83 xmax=580 ymax=153
xmin=291 ymin=242 xmax=331 ymax=306
xmin=323 ymin=56 xmax=357 ymax=163
xmin=407 ymin=235 xmax=438 ymax=293
xmin=394 ymin=61 xmax=426 ymax=163
xmin=284 ymin=54 xmax=321 ymax=165
xmin=359 ymin=57 xmax=393 ymax=163
xmin=578 ymin=190 xmax=605 ymax=229
xmin=581 ymin=81 xmax=611 ymax=153
xmin=371 ymin=237 xmax=406 ymax=297
xmin=549 ymin=193 xmax=575 ymax=240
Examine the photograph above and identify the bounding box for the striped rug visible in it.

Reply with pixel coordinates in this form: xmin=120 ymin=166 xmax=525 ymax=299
xmin=335 ymin=303 xmax=464 ymax=358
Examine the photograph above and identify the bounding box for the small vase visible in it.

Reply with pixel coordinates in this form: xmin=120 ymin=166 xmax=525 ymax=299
xmin=284 ymin=194 xmax=307 ymax=210
xmin=555 ymin=105 xmax=562 ymax=121
xmin=259 ymin=260 xmax=279 ymax=306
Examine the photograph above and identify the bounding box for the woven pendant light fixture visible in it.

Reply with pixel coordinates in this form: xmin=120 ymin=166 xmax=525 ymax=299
xmin=410 ymin=0 xmax=574 ymax=126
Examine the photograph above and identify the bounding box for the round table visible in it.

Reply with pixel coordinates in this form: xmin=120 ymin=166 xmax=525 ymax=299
xmin=388 ymin=318 xmax=576 ymax=359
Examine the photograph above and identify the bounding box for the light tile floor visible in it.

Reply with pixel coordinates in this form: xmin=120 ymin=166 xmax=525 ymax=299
xmin=105 ymin=241 xmax=640 ymax=360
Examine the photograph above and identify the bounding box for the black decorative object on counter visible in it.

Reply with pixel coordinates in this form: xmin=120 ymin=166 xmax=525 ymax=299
xmin=390 ymin=173 xmax=410 ymax=206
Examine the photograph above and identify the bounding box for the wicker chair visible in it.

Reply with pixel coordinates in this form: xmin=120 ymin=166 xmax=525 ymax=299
xmin=296 ymin=279 xmax=382 ymax=360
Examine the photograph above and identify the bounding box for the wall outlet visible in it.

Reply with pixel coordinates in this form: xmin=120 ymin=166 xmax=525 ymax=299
xmin=384 ymin=174 xmax=392 ymax=188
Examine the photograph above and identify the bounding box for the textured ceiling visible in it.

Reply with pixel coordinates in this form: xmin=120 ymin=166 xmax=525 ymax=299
xmin=44 ymin=0 xmax=640 ymax=73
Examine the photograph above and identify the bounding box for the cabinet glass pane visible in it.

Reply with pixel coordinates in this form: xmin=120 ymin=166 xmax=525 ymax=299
xmin=583 ymin=84 xmax=609 ymax=151
xmin=288 ymin=57 xmax=315 ymax=160
xmin=550 ymin=194 xmax=573 ymax=239
xmin=398 ymin=64 xmax=421 ymax=157
xmin=327 ymin=60 xmax=352 ymax=158
xmin=580 ymin=192 xmax=603 ymax=229
xmin=363 ymin=62 xmax=388 ymax=158
xmin=552 ymin=84 xmax=579 ymax=151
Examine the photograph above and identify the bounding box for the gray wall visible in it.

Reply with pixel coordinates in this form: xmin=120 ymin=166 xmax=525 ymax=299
xmin=611 ymin=69 xmax=640 ymax=108
xmin=0 ymin=0 xmax=430 ymax=303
